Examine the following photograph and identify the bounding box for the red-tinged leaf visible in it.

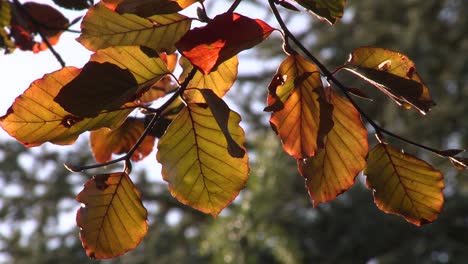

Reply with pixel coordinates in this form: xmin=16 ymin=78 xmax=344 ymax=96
xmin=54 ymin=46 xmax=171 ymax=118
xmin=176 ymin=12 xmax=274 ymax=74
xmin=78 ymin=3 xmax=191 ymax=53
xmin=116 ymin=0 xmax=201 ymax=17
xmin=90 ymin=117 xmax=155 ymax=163
xmin=77 ymin=172 xmax=148 ymax=259
xmin=157 ymin=103 xmax=248 ymax=216
xmin=179 ymin=56 xmax=239 ymax=103
xmin=268 ymin=55 xmax=334 ymax=159
xmin=10 ymin=2 xmax=69 ymax=53
xmin=365 ymin=143 xmax=444 ymax=226
xmin=298 ymin=88 xmax=368 ymax=206
xmin=293 ymin=0 xmax=346 ymax=25
xmin=0 ymin=67 xmax=135 ymax=147
xmin=343 ymin=47 xmax=435 ymax=114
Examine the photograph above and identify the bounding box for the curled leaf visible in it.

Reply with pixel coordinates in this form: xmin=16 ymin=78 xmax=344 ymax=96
xmin=343 ymin=47 xmax=435 ymax=114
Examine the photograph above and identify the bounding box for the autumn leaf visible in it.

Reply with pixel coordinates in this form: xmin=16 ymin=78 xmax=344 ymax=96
xmin=54 ymin=46 xmax=171 ymax=118
xmin=90 ymin=117 xmax=155 ymax=163
xmin=365 ymin=143 xmax=444 ymax=226
xmin=0 ymin=67 xmax=135 ymax=147
xmin=0 ymin=0 xmax=14 ymax=53
xmin=10 ymin=2 xmax=69 ymax=53
xmin=139 ymin=53 xmax=178 ymax=103
xmin=78 ymin=3 xmax=191 ymax=53
xmin=116 ymin=0 xmax=201 ymax=17
xmin=157 ymin=103 xmax=248 ymax=216
xmin=298 ymin=88 xmax=368 ymax=206
xmin=293 ymin=0 xmax=346 ymax=25
xmin=180 ymin=56 xmax=239 ymax=103
xmin=176 ymin=12 xmax=274 ymax=74
xmin=76 ymin=172 xmax=148 ymax=259
xmin=343 ymin=47 xmax=435 ymax=114
xmin=267 ymin=54 xmax=334 ymax=159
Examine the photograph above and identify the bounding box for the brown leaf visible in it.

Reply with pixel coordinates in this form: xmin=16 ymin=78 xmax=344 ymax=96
xmin=90 ymin=117 xmax=155 ymax=163
xmin=176 ymin=12 xmax=274 ymax=74
xmin=116 ymin=0 xmax=201 ymax=16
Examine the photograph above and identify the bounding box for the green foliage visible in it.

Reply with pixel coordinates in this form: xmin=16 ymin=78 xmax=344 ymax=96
xmin=0 ymin=0 xmax=466 ymax=261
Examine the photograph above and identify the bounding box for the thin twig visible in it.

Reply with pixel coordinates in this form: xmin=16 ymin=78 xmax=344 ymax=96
xmin=12 ymin=0 xmax=66 ymax=67
xmin=268 ymin=0 xmax=452 ymax=157
xmin=65 ymin=68 xmax=199 ymax=172
xmin=227 ymin=0 xmax=243 ymax=13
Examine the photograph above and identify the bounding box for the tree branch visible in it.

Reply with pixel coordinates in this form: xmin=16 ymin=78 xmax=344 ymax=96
xmin=268 ymin=0 xmax=461 ymax=159
xmin=227 ymin=0 xmax=243 ymax=13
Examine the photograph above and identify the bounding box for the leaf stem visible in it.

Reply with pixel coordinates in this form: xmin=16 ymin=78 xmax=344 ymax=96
xmin=227 ymin=0 xmax=243 ymax=13
xmin=65 ymin=68 xmax=199 ymax=172
xmin=268 ymin=0 xmax=454 ymax=158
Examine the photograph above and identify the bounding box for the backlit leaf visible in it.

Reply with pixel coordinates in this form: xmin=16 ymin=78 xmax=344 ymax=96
xmin=0 ymin=0 xmax=14 ymax=53
xmin=90 ymin=117 xmax=155 ymax=163
xmin=116 ymin=0 xmax=201 ymax=17
xmin=180 ymin=56 xmax=239 ymax=102
xmin=77 ymin=172 xmax=148 ymax=259
xmin=78 ymin=3 xmax=191 ymax=53
xmin=298 ymin=88 xmax=368 ymax=206
xmin=0 ymin=67 xmax=135 ymax=147
xmin=293 ymin=0 xmax=346 ymax=25
xmin=268 ymin=55 xmax=334 ymax=159
xmin=176 ymin=12 xmax=274 ymax=74
xmin=343 ymin=47 xmax=435 ymax=114
xmin=157 ymin=103 xmax=248 ymax=216
xmin=54 ymin=46 xmax=171 ymax=117
xmin=365 ymin=143 xmax=444 ymax=226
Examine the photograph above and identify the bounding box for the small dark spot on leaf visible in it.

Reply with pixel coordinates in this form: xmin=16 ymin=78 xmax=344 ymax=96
xmin=61 ymin=114 xmax=84 ymax=128
xmin=93 ymin=174 xmax=111 ymax=190
xmin=407 ymin=66 xmax=415 ymax=78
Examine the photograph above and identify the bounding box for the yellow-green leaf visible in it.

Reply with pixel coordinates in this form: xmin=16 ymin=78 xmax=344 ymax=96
xmin=298 ymin=88 xmax=368 ymax=206
xmin=116 ymin=0 xmax=201 ymax=17
xmin=157 ymin=103 xmax=248 ymax=216
xmin=180 ymin=56 xmax=239 ymax=103
xmin=294 ymin=0 xmax=346 ymax=25
xmin=365 ymin=143 xmax=444 ymax=226
xmin=0 ymin=67 xmax=135 ymax=147
xmin=78 ymin=3 xmax=191 ymax=53
xmin=90 ymin=117 xmax=155 ymax=163
xmin=54 ymin=46 xmax=171 ymax=117
xmin=76 ymin=172 xmax=148 ymax=259
xmin=343 ymin=47 xmax=435 ymax=114
xmin=268 ymin=54 xmax=334 ymax=159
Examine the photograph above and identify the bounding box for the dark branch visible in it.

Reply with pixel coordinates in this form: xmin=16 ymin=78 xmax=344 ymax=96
xmin=268 ymin=0 xmax=461 ymax=159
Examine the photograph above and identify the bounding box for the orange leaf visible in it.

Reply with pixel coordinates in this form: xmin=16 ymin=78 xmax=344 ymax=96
xmin=0 ymin=67 xmax=135 ymax=147
xmin=343 ymin=47 xmax=435 ymax=114
xmin=365 ymin=143 xmax=444 ymax=226
xmin=90 ymin=117 xmax=155 ymax=163
xmin=298 ymin=88 xmax=368 ymax=206
xmin=268 ymin=55 xmax=334 ymax=159
xmin=176 ymin=12 xmax=274 ymax=74
xmin=77 ymin=172 xmax=148 ymax=259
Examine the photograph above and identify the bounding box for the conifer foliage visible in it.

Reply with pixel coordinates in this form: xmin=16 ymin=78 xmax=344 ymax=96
xmin=0 ymin=0 xmax=466 ymax=259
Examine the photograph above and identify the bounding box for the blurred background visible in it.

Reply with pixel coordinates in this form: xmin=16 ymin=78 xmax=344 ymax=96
xmin=0 ymin=0 xmax=467 ymax=263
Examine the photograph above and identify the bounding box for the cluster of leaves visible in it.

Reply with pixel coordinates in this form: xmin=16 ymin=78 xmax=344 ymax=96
xmin=0 ymin=0 xmax=466 ymax=260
